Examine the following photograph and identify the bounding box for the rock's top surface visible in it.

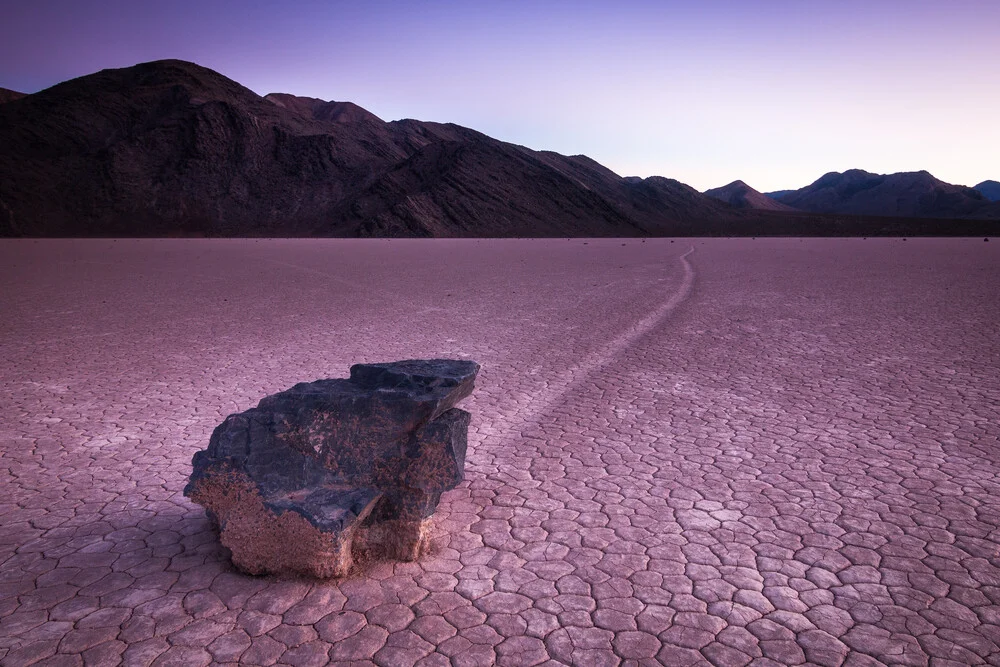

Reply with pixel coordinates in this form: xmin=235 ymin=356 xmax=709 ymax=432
xmin=351 ymin=359 xmax=479 ymax=404
xmin=184 ymin=359 xmax=480 ymax=577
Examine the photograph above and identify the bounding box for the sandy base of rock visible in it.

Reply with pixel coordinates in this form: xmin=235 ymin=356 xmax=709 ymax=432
xmin=187 ymin=469 xmax=380 ymax=578
xmin=353 ymin=517 xmax=432 ymax=564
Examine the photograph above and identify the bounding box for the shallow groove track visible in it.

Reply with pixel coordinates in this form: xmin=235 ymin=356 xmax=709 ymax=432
xmin=497 ymin=245 xmax=696 ymax=443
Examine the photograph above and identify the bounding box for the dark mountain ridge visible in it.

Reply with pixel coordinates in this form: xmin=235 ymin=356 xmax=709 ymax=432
xmin=0 ymin=60 xmax=996 ymax=237
xmin=0 ymin=59 xmax=744 ymax=237
xmin=773 ymin=169 xmax=996 ymax=219
xmin=0 ymin=60 xmax=409 ymax=236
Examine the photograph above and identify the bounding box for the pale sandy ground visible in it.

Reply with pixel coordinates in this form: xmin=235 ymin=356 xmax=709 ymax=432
xmin=1 ymin=237 xmax=998 ymax=666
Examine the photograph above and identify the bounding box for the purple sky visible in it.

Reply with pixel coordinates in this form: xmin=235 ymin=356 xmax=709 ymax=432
xmin=3 ymin=0 xmax=998 ymax=192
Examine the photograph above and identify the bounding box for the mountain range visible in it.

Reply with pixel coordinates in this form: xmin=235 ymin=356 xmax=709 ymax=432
xmin=0 ymin=60 xmax=739 ymax=237
xmin=761 ymin=170 xmax=999 ymax=219
xmin=706 ymin=172 xmax=1000 ymax=220
xmin=1 ymin=60 xmax=997 ymax=237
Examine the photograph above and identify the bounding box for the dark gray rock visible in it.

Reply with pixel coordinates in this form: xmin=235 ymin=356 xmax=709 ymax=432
xmin=184 ymin=358 xmax=479 ymax=578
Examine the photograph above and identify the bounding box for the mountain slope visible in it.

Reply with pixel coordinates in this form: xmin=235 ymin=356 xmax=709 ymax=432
xmin=0 ymin=59 xmax=738 ymax=237
xmin=778 ymin=169 xmax=992 ymax=218
xmin=974 ymin=180 xmax=1000 ymax=202
xmin=704 ymin=180 xmax=798 ymax=212
xmin=0 ymin=60 xmax=416 ymax=236
xmin=0 ymin=88 xmax=25 ymax=104
xmin=764 ymin=189 xmax=795 ymax=201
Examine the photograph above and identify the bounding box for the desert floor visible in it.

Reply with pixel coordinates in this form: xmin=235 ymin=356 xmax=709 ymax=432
xmin=1 ymin=237 xmax=998 ymax=666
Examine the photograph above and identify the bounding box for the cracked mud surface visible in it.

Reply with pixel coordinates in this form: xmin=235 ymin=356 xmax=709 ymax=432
xmin=1 ymin=237 xmax=998 ymax=666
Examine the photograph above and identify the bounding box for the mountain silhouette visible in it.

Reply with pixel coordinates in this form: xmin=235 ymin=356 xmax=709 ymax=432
xmin=1 ymin=61 xmax=996 ymax=237
xmin=704 ymin=180 xmax=798 ymax=212
xmin=974 ymin=180 xmax=1000 ymax=202
xmin=775 ymin=169 xmax=993 ymax=218
xmin=0 ymin=60 xmax=738 ymax=237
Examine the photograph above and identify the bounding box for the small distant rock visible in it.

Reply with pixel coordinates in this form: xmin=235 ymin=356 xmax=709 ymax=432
xmin=185 ymin=359 xmax=480 ymax=578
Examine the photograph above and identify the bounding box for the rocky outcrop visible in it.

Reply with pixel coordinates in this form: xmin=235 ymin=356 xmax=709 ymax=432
xmin=184 ymin=359 xmax=480 ymax=578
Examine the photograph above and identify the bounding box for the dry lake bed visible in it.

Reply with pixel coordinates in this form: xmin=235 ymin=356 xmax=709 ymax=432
xmin=1 ymin=237 xmax=999 ymax=666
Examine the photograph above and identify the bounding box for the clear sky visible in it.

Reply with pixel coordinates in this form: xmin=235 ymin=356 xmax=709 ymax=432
xmin=3 ymin=0 xmax=998 ymax=192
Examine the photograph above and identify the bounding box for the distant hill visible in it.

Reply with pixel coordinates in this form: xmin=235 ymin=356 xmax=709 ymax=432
xmin=0 ymin=59 xmax=741 ymax=237
xmin=764 ymin=190 xmax=795 ymax=201
xmin=774 ymin=169 xmax=994 ymax=219
xmin=974 ymin=180 xmax=1000 ymax=202
xmin=704 ymin=180 xmax=798 ymax=212
xmin=0 ymin=88 xmax=26 ymax=104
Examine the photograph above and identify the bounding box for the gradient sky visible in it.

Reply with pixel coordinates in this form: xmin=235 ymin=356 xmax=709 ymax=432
xmin=3 ymin=0 xmax=998 ymax=192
